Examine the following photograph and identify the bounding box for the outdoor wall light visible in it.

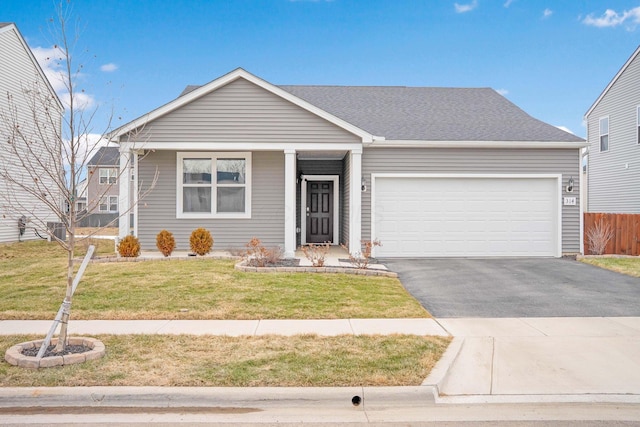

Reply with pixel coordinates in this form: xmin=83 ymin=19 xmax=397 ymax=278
xmin=361 ymin=178 xmax=367 ymax=192
xmin=566 ymin=176 xmax=574 ymax=193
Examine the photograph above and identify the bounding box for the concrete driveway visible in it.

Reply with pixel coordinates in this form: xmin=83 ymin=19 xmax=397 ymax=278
xmin=382 ymin=257 xmax=640 ymax=318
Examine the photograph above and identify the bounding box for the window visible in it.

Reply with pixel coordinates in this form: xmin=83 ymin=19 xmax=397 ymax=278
xmin=177 ymin=152 xmax=251 ymax=218
xmin=599 ymin=117 xmax=609 ymax=152
xmin=99 ymin=196 xmax=118 ymax=212
xmin=99 ymin=168 xmax=118 ymax=184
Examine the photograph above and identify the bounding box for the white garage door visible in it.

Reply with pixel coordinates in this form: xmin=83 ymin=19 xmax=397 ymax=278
xmin=373 ymin=176 xmax=559 ymax=257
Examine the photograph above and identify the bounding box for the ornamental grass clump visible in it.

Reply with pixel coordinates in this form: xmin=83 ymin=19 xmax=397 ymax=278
xmin=156 ymin=229 xmax=176 ymax=257
xmin=117 ymin=235 xmax=141 ymax=258
xmin=190 ymin=228 xmax=213 ymax=256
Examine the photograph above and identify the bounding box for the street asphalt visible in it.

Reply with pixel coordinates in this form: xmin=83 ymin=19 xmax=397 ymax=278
xmin=382 ymin=257 xmax=640 ymax=317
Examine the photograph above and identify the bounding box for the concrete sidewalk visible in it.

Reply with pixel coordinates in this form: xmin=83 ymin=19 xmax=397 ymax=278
xmin=0 ymin=318 xmax=446 ymax=337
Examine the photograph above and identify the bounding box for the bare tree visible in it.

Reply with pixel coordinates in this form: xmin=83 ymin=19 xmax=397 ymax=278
xmin=0 ymin=3 xmax=155 ymax=353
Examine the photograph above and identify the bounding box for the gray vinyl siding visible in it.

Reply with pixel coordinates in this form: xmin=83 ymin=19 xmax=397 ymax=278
xmin=296 ymin=160 xmax=344 ymax=246
xmin=137 ymin=150 xmax=285 ymax=250
xmin=0 ymin=26 xmax=60 ymax=243
xmin=587 ymin=52 xmax=640 ymax=213
xmin=362 ymin=147 xmax=581 ymax=254
xmin=129 ymin=78 xmax=362 ymax=145
xmin=342 ymin=152 xmax=351 ymax=247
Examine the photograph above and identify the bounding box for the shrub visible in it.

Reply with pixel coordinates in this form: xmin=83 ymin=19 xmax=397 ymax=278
xmin=301 ymin=242 xmax=330 ymax=267
xmin=587 ymin=219 xmax=614 ymax=255
xmin=341 ymin=239 xmax=382 ymax=269
xmin=190 ymin=228 xmax=213 ymax=256
xmin=156 ymin=229 xmax=176 ymax=257
xmin=117 ymin=235 xmax=141 ymax=258
xmin=244 ymin=237 xmax=283 ymax=267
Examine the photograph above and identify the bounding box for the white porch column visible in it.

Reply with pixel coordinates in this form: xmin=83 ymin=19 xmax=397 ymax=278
xmin=349 ymin=148 xmax=362 ymax=255
xmin=118 ymin=149 xmax=131 ymax=238
xmin=284 ymin=149 xmax=297 ymax=258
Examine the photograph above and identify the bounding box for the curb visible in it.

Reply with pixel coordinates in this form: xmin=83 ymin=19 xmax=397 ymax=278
xmin=0 ymin=386 xmax=437 ymax=410
xmin=421 ymin=336 xmax=464 ymax=395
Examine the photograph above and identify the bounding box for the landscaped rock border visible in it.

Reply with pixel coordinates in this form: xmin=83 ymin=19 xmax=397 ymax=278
xmin=235 ymin=262 xmax=398 ymax=278
xmin=4 ymin=337 xmax=105 ymax=369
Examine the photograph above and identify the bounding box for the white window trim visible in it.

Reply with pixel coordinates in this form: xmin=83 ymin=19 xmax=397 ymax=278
xmin=176 ymin=152 xmax=252 ymax=219
xmin=99 ymin=195 xmax=119 ymax=213
xmin=637 ymin=106 xmax=640 ymax=145
xmin=99 ymin=168 xmax=118 ymax=185
xmin=300 ymin=175 xmax=340 ymax=246
xmin=599 ymin=116 xmax=609 ymax=152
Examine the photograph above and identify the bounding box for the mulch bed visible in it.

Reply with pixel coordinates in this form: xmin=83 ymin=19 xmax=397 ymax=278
xmin=22 ymin=344 xmax=92 ymax=358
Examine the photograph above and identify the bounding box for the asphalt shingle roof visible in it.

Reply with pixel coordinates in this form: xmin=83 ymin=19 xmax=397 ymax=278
xmin=88 ymin=146 xmax=119 ymax=166
xmin=179 ymin=82 xmax=583 ymax=143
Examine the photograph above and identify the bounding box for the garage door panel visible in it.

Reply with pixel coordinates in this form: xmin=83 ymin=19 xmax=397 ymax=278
xmin=374 ymin=177 xmax=558 ymax=257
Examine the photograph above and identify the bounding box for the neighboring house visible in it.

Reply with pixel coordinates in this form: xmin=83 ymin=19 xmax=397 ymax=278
xmin=0 ymin=23 xmax=62 ymax=243
xmin=78 ymin=146 xmax=120 ymax=227
xmin=75 ymin=178 xmax=87 ymax=213
xmin=110 ymin=68 xmax=586 ymax=258
xmin=585 ymin=45 xmax=640 ymax=213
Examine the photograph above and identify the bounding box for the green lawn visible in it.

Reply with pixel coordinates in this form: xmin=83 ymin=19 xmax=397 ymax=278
xmin=579 ymin=257 xmax=640 ymax=278
xmin=0 ymin=334 xmax=450 ymax=387
xmin=0 ymin=240 xmax=428 ymax=320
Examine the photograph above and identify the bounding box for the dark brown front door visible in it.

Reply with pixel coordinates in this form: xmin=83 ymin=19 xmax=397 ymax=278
xmin=306 ymin=181 xmax=333 ymax=243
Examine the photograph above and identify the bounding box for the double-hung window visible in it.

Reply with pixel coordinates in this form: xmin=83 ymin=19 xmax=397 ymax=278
xmin=99 ymin=168 xmax=118 ymax=184
xmin=177 ymin=152 xmax=251 ymax=218
xmin=599 ymin=117 xmax=609 ymax=152
xmin=99 ymin=196 xmax=118 ymax=212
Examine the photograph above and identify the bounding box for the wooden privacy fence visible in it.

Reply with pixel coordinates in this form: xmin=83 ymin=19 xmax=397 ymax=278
xmin=584 ymin=213 xmax=640 ymax=256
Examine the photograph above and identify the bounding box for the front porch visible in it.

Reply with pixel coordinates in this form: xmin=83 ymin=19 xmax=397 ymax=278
xmin=284 ymin=148 xmax=363 ymax=258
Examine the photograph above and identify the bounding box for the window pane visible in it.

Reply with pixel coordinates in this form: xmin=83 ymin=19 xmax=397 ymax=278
xmin=217 ymin=159 xmax=245 ymax=184
xmin=183 ymin=187 xmax=211 ymax=212
xmin=183 ymin=159 xmax=211 ymax=184
xmin=600 ymin=135 xmax=609 ymax=152
xmin=217 ymin=187 xmax=245 ymax=212
xmin=600 ymin=117 xmax=608 ymax=135
xmin=109 ymin=196 xmax=118 ymax=212
xmin=99 ymin=197 xmax=107 ymax=212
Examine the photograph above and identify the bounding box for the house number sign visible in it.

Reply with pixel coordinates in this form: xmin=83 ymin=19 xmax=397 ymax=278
xmin=563 ymin=197 xmax=576 ymax=206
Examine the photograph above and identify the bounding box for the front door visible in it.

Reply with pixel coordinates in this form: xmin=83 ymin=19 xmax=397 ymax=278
xmin=306 ymin=181 xmax=333 ymax=243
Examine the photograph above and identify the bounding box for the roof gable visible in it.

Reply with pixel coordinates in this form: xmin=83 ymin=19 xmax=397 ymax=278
xmin=110 ymin=68 xmax=375 ymax=142
xmin=585 ymin=45 xmax=640 ymax=119
xmin=0 ymin=23 xmax=63 ymax=110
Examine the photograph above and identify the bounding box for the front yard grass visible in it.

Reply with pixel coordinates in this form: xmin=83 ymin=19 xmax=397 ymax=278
xmin=579 ymin=257 xmax=640 ymax=278
xmin=0 ymin=334 xmax=450 ymax=387
xmin=0 ymin=240 xmax=428 ymax=320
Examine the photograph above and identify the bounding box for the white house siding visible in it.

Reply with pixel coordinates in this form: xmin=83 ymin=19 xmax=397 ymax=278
xmin=129 ymin=78 xmax=362 ymax=145
xmin=0 ymin=25 xmax=60 ymax=243
xmin=137 ymin=150 xmax=285 ymax=250
xmin=587 ymin=51 xmax=640 ymax=213
xmin=361 ymin=147 xmax=581 ymax=254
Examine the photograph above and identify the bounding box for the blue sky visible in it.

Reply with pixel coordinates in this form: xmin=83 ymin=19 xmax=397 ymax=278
xmin=4 ymin=0 xmax=640 ymax=138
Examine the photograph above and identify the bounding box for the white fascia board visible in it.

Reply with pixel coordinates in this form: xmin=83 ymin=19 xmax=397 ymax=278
xmin=585 ymin=45 xmax=640 ymax=120
xmin=120 ymin=141 xmax=364 ymax=152
xmin=1 ymin=24 xmax=64 ymax=111
xmin=109 ymin=68 xmax=377 ymax=143
xmin=367 ymin=140 xmax=589 ymax=149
